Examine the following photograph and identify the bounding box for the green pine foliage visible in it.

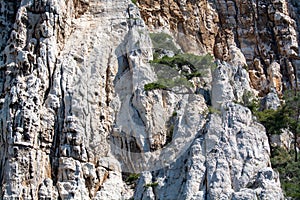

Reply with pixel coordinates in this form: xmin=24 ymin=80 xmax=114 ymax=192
xmin=144 ymin=82 xmax=168 ymax=91
xmin=255 ymin=108 xmax=288 ymax=135
xmin=249 ymin=90 xmax=300 ymax=199
xmin=151 ymin=53 xmax=215 ymax=79
xmin=145 ymin=54 xmax=215 ymax=92
xmin=144 ymin=182 xmax=159 ymax=188
xmin=271 ymin=148 xmax=300 ymax=199
xmin=282 ymin=90 xmax=300 ymax=138
xmin=146 ymin=32 xmax=216 ymax=93
xmin=125 ymin=173 xmax=140 ymax=185
xmin=250 ymin=90 xmax=299 ymax=138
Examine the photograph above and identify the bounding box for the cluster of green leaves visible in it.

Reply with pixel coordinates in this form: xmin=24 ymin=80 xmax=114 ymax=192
xmin=250 ymin=90 xmax=299 ymax=137
xmin=151 ymin=53 xmax=215 ymax=79
xmin=151 ymin=55 xmax=190 ymax=69
xmin=255 ymin=108 xmax=288 ymax=135
xmin=248 ymin=90 xmax=300 ymax=199
xmin=144 ymin=77 xmax=185 ymax=92
xmin=144 ymin=82 xmax=168 ymax=91
xmin=283 ymin=91 xmax=300 ymax=135
xmin=125 ymin=173 xmax=140 ymax=185
xmin=271 ymin=148 xmax=300 ymax=199
xmin=172 ymin=111 xmax=177 ymax=117
xmin=144 ymin=182 xmax=159 ymax=188
xmin=131 ymin=0 xmax=137 ymax=5
xmin=144 ymin=77 xmax=193 ymax=92
xmin=146 ymin=32 xmax=216 ymax=92
xmin=145 ymin=54 xmax=215 ymax=92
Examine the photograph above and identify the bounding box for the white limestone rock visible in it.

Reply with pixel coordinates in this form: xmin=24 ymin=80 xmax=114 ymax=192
xmin=134 ymin=62 xmax=284 ymax=199
xmin=211 ymin=61 xmax=253 ymax=109
xmin=0 ymin=0 xmax=290 ymax=199
xmin=261 ymin=88 xmax=281 ymax=110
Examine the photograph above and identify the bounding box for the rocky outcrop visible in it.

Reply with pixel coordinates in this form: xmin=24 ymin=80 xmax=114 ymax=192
xmin=133 ymin=63 xmax=284 ymax=200
xmin=137 ymin=0 xmax=300 ymax=95
xmin=0 ymin=0 xmax=297 ymax=199
xmin=0 ymin=0 xmax=79 ymax=198
xmin=0 ymin=0 xmax=134 ymax=199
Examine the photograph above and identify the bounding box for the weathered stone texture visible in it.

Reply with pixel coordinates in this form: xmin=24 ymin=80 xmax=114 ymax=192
xmin=134 ymin=63 xmax=284 ymax=200
xmin=1 ymin=0 xmax=297 ymax=199
xmin=137 ymin=0 xmax=300 ymax=94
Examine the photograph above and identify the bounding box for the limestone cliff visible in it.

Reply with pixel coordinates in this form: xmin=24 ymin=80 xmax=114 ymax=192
xmin=138 ymin=0 xmax=300 ymax=95
xmin=0 ymin=0 xmax=298 ymax=199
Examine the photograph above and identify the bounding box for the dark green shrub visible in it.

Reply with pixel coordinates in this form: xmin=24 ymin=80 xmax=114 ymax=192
xmin=255 ymin=108 xmax=287 ymax=135
xmin=271 ymin=148 xmax=300 ymax=199
xmin=144 ymin=182 xmax=159 ymax=188
xmin=151 ymin=53 xmax=216 ymax=78
xmin=147 ymin=32 xmax=216 ymax=93
xmin=185 ymin=71 xmax=202 ymax=80
xmin=151 ymin=55 xmax=190 ymax=69
xmin=144 ymin=77 xmax=192 ymax=92
xmin=146 ymin=53 xmax=215 ymax=93
xmin=172 ymin=111 xmax=177 ymax=117
xmin=144 ymin=82 xmax=168 ymax=91
xmin=125 ymin=173 xmax=140 ymax=184
xmin=250 ymin=90 xmax=300 ymax=198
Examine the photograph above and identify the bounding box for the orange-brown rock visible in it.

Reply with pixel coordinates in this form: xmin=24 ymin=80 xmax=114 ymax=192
xmin=137 ymin=0 xmax=300 ymax=95
xmin=138 ymin=0 xmax=219 ymax=54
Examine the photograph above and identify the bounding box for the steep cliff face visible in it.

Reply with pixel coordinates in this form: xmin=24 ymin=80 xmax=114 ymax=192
xmin=138 ymin=0 xmax=300 ymax=95
xmin=133 ymin=63 xmax=283 ymax=200
xmin=0 ymin=0 xmax=298 ymax=199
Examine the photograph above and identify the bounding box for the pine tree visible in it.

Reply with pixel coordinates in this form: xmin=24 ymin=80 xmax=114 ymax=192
xmin=282 ymin=90 xmax=300 ymax=162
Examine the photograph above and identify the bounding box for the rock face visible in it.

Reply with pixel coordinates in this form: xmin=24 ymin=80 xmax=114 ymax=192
xmin=134 ymin=64 xmax=283 ymax=200
xmin=137 ymin=0 xmax=300 ymax=95
xmin=0 ymin=0 xmax=298 ymax=199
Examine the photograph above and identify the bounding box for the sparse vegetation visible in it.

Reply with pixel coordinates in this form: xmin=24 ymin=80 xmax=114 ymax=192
xmin=271 ymin=148 xmax=300 ymax=199
xmin=125 ymin=173 xmax=140 ymax=185
xmin=145 ymin=32 xmax=216 ymax=93
xmin=144 ymin=182 xmax=159 ymax=188
xmin=144 ymin=82 xmax=168 ymax=91
xmin=172 ymin=111 xmax=177 ymax=117
xmin=252 ymin=90 xmax=299 ymax=158
xmin=282 ymin=90 xmax=300 ymax=162
xmin=185 ymin=71 xmax=202 ymax=80
xmin=151 ymin=54 xmax=215 ymax=79
xmin=145 ymin=53 xmax=216 ymax=93
xmin=144 ymin=76 xmax=193 ymax=92
xmin=131 ymin=0 xmax=137 ymax=5
xmin=208 ymin=106 xmax=221 ymax=115
xmin=255 ymin=108 xmax=286 ymax=135
xmin=247 ymin=89 xmax=300 ymax=199
xmin=241 ymin=91 xmax=259 ymax=112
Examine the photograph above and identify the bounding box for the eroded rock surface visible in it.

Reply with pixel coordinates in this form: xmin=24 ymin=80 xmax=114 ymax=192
xmin=134 ymin=63 xmax=283 ymax=200
xmin=137 ymin=0 xmax=300 ymax=95
xmin=0 ymin=0 xmax=297 ymax=199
